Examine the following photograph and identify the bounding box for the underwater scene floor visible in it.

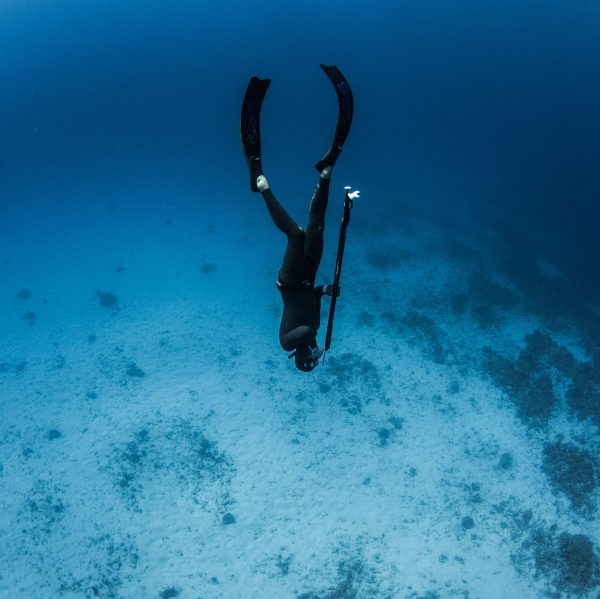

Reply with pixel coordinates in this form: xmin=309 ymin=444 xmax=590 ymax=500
xmin=1 ymin=189 xmax=599 ymax=599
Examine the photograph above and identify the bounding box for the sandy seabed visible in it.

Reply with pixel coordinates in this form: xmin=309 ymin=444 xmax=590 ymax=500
xmin=1 ymin=189 xmax=599 ymax=599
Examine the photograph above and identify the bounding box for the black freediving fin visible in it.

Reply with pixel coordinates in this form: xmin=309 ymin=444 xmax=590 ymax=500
xmin=315 ymin=64 xmax=354 ymax=172
xmin=241 ymin=76 xmax=271 ymax=192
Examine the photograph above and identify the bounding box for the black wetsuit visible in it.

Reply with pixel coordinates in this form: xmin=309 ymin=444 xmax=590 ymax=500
xmin=260 ymin=175 xmax=331 ymax=354
xmin=240 ymin=65 xmax=354 ymax=365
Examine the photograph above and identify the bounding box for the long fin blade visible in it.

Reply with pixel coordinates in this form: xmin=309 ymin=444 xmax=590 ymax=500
xmin=315 ymin=65 xmax=354 ymax=172
xmin=240 ymin=77 xmax=271 ymax=161
xmin=241 ymin=76 xmax=271 ymax=191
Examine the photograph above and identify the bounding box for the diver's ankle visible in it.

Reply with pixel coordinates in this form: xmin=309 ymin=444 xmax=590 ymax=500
xmin=256 ymin=175 xmax=270 ymax=192
xmin=320 ymin=166 xmax=333 ymax=180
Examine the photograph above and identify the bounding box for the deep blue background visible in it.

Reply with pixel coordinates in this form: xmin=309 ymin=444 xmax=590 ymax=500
xmin=1 ymin=0 xmax=599 ymax=252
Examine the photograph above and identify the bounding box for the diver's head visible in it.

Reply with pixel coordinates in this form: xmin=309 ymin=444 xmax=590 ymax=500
xmin=294 ymin=344 xmax=324 ymax=372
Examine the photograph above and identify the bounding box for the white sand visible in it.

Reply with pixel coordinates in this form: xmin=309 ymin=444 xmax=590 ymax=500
xmin=1 ymin=187 xmax=598 ymax=599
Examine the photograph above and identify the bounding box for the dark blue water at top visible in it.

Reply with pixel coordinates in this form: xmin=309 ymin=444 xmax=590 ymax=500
xmin=2 ymin=0 xmax=599 ymax=255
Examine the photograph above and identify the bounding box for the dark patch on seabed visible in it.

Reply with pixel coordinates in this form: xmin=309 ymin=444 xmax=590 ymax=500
xmin=380 ymin=310 xmax=448 ymax=366
xmin=489 ymin=499 xmax=600 ymax=598
xmin=57 ymin=533 xmax=140 ymax=599
xmin=497 ymin=232 xmax=600 ymax=353
xmin=542 ymin=440 xmax=599 ymax=514
xmin=466 ymin=271 xmax=518 ymax=329
xmin=298 ymin=559 xmax=374 ymax=599
xmin=21 ymin=480 xmax=67 ymax=541
xmin=104 ymin=419 xmax=233 ymax=514
xmin=481 ymin=327 xmax=600 ymax=429
xmin=321 ymin=353 xmax=386 ymax=412
xmin=515 ymin=525 xmax=600 ymax=598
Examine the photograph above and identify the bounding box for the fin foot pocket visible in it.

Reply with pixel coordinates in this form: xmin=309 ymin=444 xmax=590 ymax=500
xmin=315 ymin=64 xmax=354 ymax=172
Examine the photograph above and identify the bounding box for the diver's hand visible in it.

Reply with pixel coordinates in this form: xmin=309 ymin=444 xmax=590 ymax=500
xmin=325 ymin=285 xmax=341 ymax=297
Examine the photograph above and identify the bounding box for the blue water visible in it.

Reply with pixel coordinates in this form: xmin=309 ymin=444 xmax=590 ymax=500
xmin=1 ymin=1 xmax=600 ymax=597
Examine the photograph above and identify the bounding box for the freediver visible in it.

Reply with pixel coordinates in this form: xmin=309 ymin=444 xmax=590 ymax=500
xmin=240 ymin=65 xmax=354 ymax=372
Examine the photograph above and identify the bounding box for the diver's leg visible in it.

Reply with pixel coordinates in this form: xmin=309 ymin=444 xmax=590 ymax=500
xmin=304 ymin=166 xmax=332 ymax=273
xmin=302 ymin=65 xmax=354 ymax=272
xmin=258 ymin=176 xmax=306 ymax=286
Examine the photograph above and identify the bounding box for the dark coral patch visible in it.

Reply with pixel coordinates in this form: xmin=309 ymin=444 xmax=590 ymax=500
xmin=96 ymin=290 xmax=118 ymax=307
xmin=542 ymin=441 xmax=597 ymax=511
xmin=22 ymin=310 xmax=37 ymax=322
xmin=127 ymin=363 xmax=145 ymax=378
xmin=517 ymin=525 xmax=600 ymax=596
xmin=222 ymin=513 xmax=235 ymax=525
xmin=482 ymin=331 xmax=567 ymax=425
xmin=401 ymin=311 xmax=446 ymax=364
